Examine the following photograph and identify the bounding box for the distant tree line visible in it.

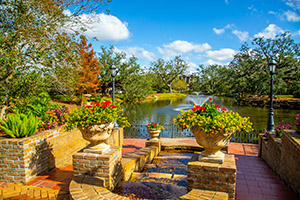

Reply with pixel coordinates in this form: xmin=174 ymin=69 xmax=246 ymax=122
xmin=190 ymin=33 xmax=300 ymax=99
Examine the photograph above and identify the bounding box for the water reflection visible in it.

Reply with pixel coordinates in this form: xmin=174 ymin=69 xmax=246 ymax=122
xmin=123 ymin=95 xmax=300 ymax=133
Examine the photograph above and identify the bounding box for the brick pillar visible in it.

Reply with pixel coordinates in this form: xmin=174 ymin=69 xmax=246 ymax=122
xmin=187 ymin=153 xmax=236 ymax=200
xmin=72 ymin=147 xmax=122 ymax=190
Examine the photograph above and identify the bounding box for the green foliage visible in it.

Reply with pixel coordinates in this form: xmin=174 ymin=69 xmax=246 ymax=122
xmin=194 ymin=32 xmax=300 ymax=98
xmin=0 ymin=113 xmax=38 ymax=138
xmin=172 ymin=79 xmax=187 ymax=92
xmin=9 ymin=93 xmax=51 ymax=119
xmin=0 ymin=0 xmax=111 ymax=119
xmin=65 ymin=100 xmax=131 ymax=131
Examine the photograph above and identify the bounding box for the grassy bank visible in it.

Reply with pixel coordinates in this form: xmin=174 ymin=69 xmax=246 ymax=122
xmin=143 ymin=93 xmax=187 ymax=102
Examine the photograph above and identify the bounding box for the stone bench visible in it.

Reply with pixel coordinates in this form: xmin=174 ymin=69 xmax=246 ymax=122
xmin=69 ymin=175 xmax=229 ymax=200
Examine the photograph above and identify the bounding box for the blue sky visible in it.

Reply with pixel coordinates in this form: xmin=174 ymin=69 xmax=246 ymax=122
xmin=68 ymin=0 xmax=300 ymax=73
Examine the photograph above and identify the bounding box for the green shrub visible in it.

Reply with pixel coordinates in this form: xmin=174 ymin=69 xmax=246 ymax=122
xmin=0 ymin=113 xmax=38 ymax=138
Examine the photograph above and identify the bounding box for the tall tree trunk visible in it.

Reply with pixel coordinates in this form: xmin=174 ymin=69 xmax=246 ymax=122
xmin=168 ymin=84 xmax=173 ymax=93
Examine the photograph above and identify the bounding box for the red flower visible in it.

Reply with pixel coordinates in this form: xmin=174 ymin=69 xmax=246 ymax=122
xmin=153 ymin=123 xmax=157 ymax=127
xmin=215 ymin=104 xmax=220 ymax=109
xmin=110 ymin=105 xmax=116 ymax=108
xmin=221 ymin=107 xmax=227 ymax=112
xmin=209 ymin=97 xmax=213 ymax=101
xmin=192 ymin=107 xmax=197 ymax=112
xmin=102 ymin=105 xmax=107 ymax=108
xmin=85 ymin=106 xmax=92 ymax=109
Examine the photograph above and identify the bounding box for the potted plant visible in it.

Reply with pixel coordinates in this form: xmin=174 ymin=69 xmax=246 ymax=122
xmin=173 ymin=98 xmax=253 ymax=163
xmin=146 ymin=122 xmax=165 ymax=141
xmin=65 ymin=100 xmax=131 ymax=153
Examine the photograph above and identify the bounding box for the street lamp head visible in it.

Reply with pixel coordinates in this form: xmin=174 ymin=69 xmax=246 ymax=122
xmin=268 ymin=59 xmax=276 ymax=74
xmin=110 ymin=65 xmax=117 ymax=77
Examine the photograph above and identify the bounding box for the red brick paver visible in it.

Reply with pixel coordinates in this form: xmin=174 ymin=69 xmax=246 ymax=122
xmin=229 ymin=143 xmax=300 ymax=200
xmin=1 ymin=139 xmax=299 ymax=200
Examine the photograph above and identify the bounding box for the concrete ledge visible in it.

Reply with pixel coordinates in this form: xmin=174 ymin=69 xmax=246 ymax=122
xmin=122 ymin=146 xmax=160 ymax=181
xmin=69 ymin=175 xmax=228 ymax=200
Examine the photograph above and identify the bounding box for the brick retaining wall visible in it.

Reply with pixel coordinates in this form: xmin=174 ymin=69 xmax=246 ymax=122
xmin=0 ymin=127 xmax=123 ymax=183
xmin=260 ymin=130 xmax=300 ymax=195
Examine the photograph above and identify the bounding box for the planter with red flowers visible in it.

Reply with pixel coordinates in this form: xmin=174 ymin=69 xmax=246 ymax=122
xmin=146 ymin=122 xmax=165 ymax=141
xmin=173 ymin=98 xmax=253 ymax=163
xmin=65 ymin=100 xmax=131 ymax=153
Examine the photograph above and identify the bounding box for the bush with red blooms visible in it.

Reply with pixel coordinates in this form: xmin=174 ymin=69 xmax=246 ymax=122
xmin=65 ymin=100 xmax=130 ymax=131
xmin=146 ymin=122 xmax=165 ymax=130
xmin=173 ymin=98 xmax=253 ymax=134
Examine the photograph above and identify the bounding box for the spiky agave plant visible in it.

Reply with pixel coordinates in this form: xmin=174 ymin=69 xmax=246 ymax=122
xmin=0 ymin=113 xmax=38 ymax=138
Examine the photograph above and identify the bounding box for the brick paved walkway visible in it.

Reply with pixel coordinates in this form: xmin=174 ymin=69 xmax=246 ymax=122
xmin=1 ymin=138 xmax=299 ymax=200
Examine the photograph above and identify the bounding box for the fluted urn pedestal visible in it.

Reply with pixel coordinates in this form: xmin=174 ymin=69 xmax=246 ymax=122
xmin=190 ymin=126 xmax=235 ymax=164
xmin=80 ymin=122 xmax=114 ymax=154
xmin=147 ymin=129 xmax=161 ymax=141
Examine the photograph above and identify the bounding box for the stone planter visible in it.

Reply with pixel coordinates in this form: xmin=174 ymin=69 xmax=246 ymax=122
xmin=190 ymin=126 xmax=235 ymax=163
xmin=81 ymin=122 xmax=115 ymax=154
xmin=147 ymin=129 xmax=161 ymax=141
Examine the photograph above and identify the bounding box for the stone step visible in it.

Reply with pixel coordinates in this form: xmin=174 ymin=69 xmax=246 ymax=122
xmin=129 ymin=172 xmax=187 ymax=187
xmin=152 ymin=155 xmax=192 ymax=166
xmin=0 ymin=183 xmax=69 ymax=200
xmin=145 ymin=163 xmax=187 ymax=175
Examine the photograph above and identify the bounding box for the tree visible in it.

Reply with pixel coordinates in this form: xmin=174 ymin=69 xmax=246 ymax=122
xmin=0 ymin=0 xmax=110 ymax=119
xmin=228 ymin=32 xmax=300 ymax=98
xmin=150 ymin=56 xmax=188 ymax=93
xmin=77 ymin=36 xmax=101 ymax=103
xmin=172 ymin=79 xmax=187 ymax=92
xmin=98 ymin=46 xmax=140 ymax=96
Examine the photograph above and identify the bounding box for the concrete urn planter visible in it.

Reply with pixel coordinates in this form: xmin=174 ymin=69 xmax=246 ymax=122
xmin=80 ymin=122 xmax=115 ymax=154
xmin=147 ymin=129 xmax=161 ymax=141
xmin=190 ymin=126 xmax=235 ymax=163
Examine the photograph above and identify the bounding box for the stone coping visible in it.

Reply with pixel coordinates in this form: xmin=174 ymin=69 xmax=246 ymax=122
xmin=70 ymin=175 xmax=228 ymax=200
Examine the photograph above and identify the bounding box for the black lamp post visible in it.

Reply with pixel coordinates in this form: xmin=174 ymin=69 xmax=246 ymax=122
xmin=267 ymin=59 xmax=276 ymax=132
xmin=110 ymin=65 xmax=117 ymax=104
xmin=110 ymin=65 xmax=118 ymax=129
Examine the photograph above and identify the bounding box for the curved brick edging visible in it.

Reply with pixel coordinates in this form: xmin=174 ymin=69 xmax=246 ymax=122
xmin=69 ymin=175 xmax=228 ymax=200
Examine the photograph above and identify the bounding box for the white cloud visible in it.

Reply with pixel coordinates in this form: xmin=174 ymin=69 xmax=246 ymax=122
xmin=254 ymin=24 xmax=284 ymax=39
xmin=187 ymin=61 xmax=199 ymax=72
xmin=163 ymin=40 xmax=211 ymax=53
xmin=212 ymin=24 xmax=234 ymax=35
xmin=203 ymin=59 xmax=224 ymax=66
xmin=268 ymin=11 xmax=277 ymax=15
xmin=284 ymin=0 xmax=300 ymax=11
xmin=292 ymin=29 xmax=300 ymax=36
xmin=65 ymin=11 xmax=130 ymax=41
xmin=206 ymin=48 xmax=237 ymax=61
xmin=232 ymin=30 xmax=249 ymax=42
xmin=284 ymin=10 xmax=300 ymax=21
xmin=115 ymin=47 xmax=156 ymax=61
xmin=248 ymin=5 xmax=257 ymax=12
xmin=158 ymin=40 xmax=211 ymax=59
xmin=213 ymin=28 xmax=225 ymax=35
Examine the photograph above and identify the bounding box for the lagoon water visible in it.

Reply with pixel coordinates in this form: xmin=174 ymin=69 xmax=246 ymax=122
xmin=123 ymin=95 xmax=300 ymax=137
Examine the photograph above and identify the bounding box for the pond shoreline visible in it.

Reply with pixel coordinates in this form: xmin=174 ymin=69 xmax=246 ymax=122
xmin=238 ymin=96 xmax=300 ymax=109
